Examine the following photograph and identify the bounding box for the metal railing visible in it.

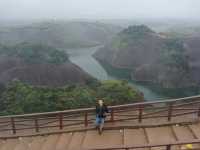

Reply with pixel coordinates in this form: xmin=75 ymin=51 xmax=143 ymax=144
xmin=0 ymin=95 xmax=200 ymax=136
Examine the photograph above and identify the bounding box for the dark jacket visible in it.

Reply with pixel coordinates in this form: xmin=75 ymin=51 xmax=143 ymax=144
xmin=96 ymin=104 xmax=109 ymax=118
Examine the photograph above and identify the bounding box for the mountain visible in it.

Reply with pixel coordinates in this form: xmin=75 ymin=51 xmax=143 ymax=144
xmin=0 ymin=43 xmax=93 ymax=87
xmin=94 ymin=25 xmax=200 ymax=88
xmin=183 ymin=36 xmax=200 ymax=84
xmin=0 ymin=21 xmax=122 ymax=48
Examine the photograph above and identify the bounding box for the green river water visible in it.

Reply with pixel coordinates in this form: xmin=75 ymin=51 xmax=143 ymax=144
xmin=67 ymin=46 xmax=199 ymax=101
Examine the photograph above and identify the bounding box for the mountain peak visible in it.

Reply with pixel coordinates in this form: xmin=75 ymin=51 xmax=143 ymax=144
xmin=122 ymin=24 xmax=154 ymax=35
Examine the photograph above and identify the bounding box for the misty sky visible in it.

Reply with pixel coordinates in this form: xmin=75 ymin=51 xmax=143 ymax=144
xmin=0 ymin=0 xmax=200 ymax=20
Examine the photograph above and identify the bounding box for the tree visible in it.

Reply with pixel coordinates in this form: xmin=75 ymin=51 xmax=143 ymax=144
xmin=0 ymin=80 xmax=143 ymax=115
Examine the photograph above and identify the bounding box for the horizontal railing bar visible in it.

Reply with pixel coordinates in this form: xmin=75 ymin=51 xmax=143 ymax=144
xmin=64 ymin=120 xmax=86 ymax=125
xmin=0 ymin=121 xmax=10 ymax=124
xmin=141 ymin=106 xmax=167 ymax=111
xmin=15 ymin=127 xmax=37 ymax=130
xmin=41 ymin=122 xmax=85 ymax=128
xmin=87 ymin=119 xmax=95 ymax=122
xmin=62 ymin=122 xmax=85 ymax=127
xmin=36 ymin=125 xmax=59 ymax=129
xmin=172 ymin=111 xmax=198 ymax=117
xmin=13 ymin=123 xmax=35 ymax=127
xmin=63 ymin=114 xmax=89 ymax=119
xmin=113 ymin=108 xmax=139 ymax=113
xmin=113 ymin=114 xmax=139 ymax=117
xmin=12 ymin=120 xmax=34 ymax=123
xmin=107 ymin=117 xmax=139 ymax=122
xmin=0 ymin=108 xmax=94 ymax=119
xmin=0 ymin=128 xmax=13 ymax=131
xmin=172 ymin=108 xmax=199 ymax=111
xmin=0 ymin=124 xmax=11 ymax=128
xmin=143 ymin=109 xmax=168 ymax=116
xmin=62 ymin=119 xmax=85 ymax=122
xmin=173 ymin=100 xmax=200 ymax=108
xmin=142 ymin=115 xmax=170 ymax=119
xmin=38 ymin=120 xmax=58 ymax=126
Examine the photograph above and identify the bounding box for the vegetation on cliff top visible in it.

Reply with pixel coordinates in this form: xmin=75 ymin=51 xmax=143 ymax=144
xmin=112 ymin=25 xmax=155 ymax=49
xmin=120 ymin=25 xmax=154 ymax=39
xmin=0 ymin=43 xmax=69 ymax=64
xmin=0 ymin=80 xmax=143 ymax=115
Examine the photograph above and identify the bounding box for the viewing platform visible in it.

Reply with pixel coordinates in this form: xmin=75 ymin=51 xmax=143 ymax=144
xmin=0 ymin=95 xmax=200 ymax=150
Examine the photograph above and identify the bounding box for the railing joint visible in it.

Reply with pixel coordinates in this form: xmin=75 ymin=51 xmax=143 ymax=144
xmin=197 ymin=105 xmax=200 ymax=117
xmin=34 ymin=117 xmax=39 ymax=132
xmin=11 ymin=117 xmax=16 ymax=134
xmin=138 ymin=105 xmax=143 ymax=123
xmin=110 ymin=109 xmax=114 ymax=122
xmin=166 ymin=144 xmax=171 ymax=150
xmin=168 ymin=103 xmax=173 ymax=121
xmin=84 ymin=112 xmax=88 ymax=127
xmin=59 ymin=113 xmax=63 ymax=130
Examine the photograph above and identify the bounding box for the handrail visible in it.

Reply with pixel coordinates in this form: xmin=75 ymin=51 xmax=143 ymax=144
xmin=0 ymin=95 xmax=199 ymax=136
xmin=86 ymin=139 xmax=200 ymax=150
xmin=0 ymin=95 xmax=199 ymax=119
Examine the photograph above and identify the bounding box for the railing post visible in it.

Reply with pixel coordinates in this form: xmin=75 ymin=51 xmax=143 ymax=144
xmin=198 ymin=105 xmax=200 ymax=117
xmin=110 ymin=109 xmax=114 ymax=122
xmin=11 ymin=117 xmax=16 ymax=134
xmin=166 ymin=145 xmax=171 ymax=150
xmin=138 ymin=105 xmax=143 ymax=123
xmin=34 ymin=118 xmax=39 ymax=132
xmin=59 ymin=113 xmax=63 ymax=130
xmin=84 ymin=112 xmax=88 ymax=127
xmin=168 ymin=103 xmax=173 ymax=121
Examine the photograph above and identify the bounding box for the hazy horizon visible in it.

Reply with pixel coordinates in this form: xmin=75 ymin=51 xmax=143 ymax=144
xmin=0 ymin=0 xmax=200 ymax=21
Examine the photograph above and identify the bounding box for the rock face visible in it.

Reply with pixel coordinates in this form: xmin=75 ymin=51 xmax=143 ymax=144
xmin=94 ymin=25 xmax=200 ymax=88
xmin=184 ymin=36 xmax=200 ymax=84
xmin=94 ymin=25 xmax=163 ymax=68
xmin=0 ymin=44 xmax=93 ymax=87
xmin=0 ymin=59 xmax=92 ymax=87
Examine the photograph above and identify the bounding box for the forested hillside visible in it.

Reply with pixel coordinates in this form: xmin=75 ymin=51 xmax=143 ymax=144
xmin=0 ymin=80 xmax=143 ymax=115
xmin=94 ymin=25 xmax=199 ymax=88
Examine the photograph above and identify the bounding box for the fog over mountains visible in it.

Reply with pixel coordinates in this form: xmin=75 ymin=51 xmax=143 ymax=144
xmin=0 ymin=0 xmax=200 ymax=21
xmin=0 ymin=0 xmax=200 ymax=92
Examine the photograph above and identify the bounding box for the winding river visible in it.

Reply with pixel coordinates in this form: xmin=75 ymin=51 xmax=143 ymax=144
xmin=67 ymin=46 xmax=199 ymax=101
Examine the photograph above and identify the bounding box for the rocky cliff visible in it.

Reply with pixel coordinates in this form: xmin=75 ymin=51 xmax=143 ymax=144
xmin=94 ymin=25 xmax=199 ymax=88
xmin=0 ymin=43 xmax=93 ymax=87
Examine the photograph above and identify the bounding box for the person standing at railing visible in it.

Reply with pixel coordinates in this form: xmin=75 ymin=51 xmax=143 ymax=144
xmin=95 ymin=99 xmax=110 ymax=135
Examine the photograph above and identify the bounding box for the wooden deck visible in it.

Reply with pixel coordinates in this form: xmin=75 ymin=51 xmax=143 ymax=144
xmin=0 ymin=95 xmax=200 ymax=149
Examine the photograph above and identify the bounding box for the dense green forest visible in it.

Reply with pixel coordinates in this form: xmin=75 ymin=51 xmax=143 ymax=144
xmin=160 ymin=39 xmax=189 ymax=70
xmin=0 ymin=80 xmax=143 ymax=115
xmin=0 ymin=43 xmax=69 ymax=64
xmin=120 ymin=25 xmax=155 ymax=39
